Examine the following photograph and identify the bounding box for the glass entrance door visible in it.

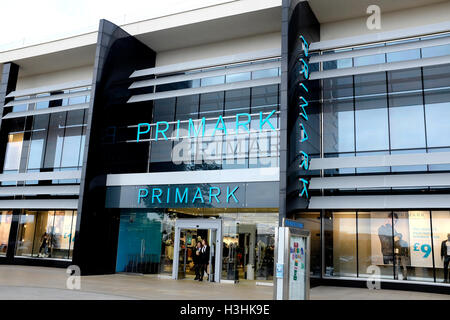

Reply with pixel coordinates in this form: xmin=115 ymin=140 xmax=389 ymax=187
xmin=173 ymin=219 xmax=222 ymax=282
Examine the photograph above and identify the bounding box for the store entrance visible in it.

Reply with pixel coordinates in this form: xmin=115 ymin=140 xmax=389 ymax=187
xmin=173 ymin=219 xmax=222 ymax=282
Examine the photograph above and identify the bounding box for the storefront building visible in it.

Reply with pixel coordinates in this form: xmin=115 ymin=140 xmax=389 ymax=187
xmin=0 ymin=0 xmax=450 ymax=292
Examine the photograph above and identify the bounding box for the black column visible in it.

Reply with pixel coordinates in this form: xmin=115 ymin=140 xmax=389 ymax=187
xmin=280 ymin=0 xmax=320 ymax=223
xmin=72 ymin=20 xmax=156 ymax=275
xmin=0 ymin=63 xmax=20 ymax=262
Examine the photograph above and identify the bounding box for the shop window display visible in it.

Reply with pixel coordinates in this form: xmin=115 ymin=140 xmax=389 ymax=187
xmin=325 ymin=210 xmax=448 ymax=283
xmin=0 ymin=211 xmax=12 ymax=255
xmin=15 ymin=210 xmax=77 ymax=259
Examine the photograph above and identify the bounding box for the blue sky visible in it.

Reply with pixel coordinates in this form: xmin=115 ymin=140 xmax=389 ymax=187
xmin=0 ymin=0 xmax=228 ymax=48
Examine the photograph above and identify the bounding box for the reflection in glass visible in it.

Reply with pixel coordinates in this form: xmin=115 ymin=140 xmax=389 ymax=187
xmin=324 ymin=211 xmax=357 ymax=277
xmin=3 ymin=133 xmax=23 ymax=171
xmin=295 ymin=212 xmax=321 ymax=277
xmin=431 ymin=211 xmax=450 ymax=283
xmin=0 ymin=211 xmax=12 ymax=256
xmin=15 ymin=210 xmax=77 ymax=259
xmin=358 ymin=211 xmax=394 ymax=279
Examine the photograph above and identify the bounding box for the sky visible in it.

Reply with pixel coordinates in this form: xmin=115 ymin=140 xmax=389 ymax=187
xmin=0 ymin=0 xmax=230 ymax=49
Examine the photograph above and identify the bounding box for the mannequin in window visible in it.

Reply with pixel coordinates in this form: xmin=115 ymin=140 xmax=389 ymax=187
xmin=378 ymin=213 xmax=399 ymax=265
xmin=441 ymin=233 xmax=450 ymax=283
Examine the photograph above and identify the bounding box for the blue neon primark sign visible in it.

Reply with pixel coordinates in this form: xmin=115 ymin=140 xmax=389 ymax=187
xmin=135 ymin=110 xmax=277 ymax=142
xmin=138 ymin=185 xmax=239 ymax=204
xmin=297 ymin=35 xmax=311 ymax=200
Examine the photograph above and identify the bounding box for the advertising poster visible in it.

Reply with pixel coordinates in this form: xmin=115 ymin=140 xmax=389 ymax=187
xmin=369 ymin=211 xmax=434 ymax=268
xmin=288 ymin=236 xmax=306 ymax=300
xmin=408 ymin=211 xmax=432 ymax=268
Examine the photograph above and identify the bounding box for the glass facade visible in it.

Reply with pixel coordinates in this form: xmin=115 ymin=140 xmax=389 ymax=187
xmin=15 ymin=210 xmax=77 ymax=260
xmin=146 ymin=84 xmax=280 ymax=173
xmin=115 ymin=208 xmax=277 ymax=281
xmin=1 ymin=88 xmax=89 ymax=186
xmin=323 ymin=210 xmax=450 ymax=283
xmin=323 ymin=64 xmax=450 ymax=182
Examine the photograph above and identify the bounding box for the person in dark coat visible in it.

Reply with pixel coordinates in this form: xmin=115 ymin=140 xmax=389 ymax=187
xmin=199 ymin=239 xmax=210 ymax=281
xmin=193 ymin=241 xmax=202 ymax=280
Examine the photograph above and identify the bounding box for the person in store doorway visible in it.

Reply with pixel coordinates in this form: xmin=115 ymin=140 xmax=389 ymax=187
xmin=193 ymin=241 xmax=202 ymax=281
xmin=199 ymin=239 xmax=210 ymax=282
xmin=441 ymin=233 xmax=450 ymax=283
xmin=38 ymin=232 xmax=49 ymax=258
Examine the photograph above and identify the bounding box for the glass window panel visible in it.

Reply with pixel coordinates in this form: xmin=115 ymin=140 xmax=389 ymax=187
xmin=431 ymin=211 xmax=450 ymax=283
xmin=68 ymin=211 xmax=77 ymax=259
xmin=3 ymin=133 xmax=24 ymax=171
xmin=323 ymin=100 xmax=354 ymax=154
xmin=324 ymin=153 xmax=356 ymax=176
xmin=27 ymin=114 xmax=50 ymax=170
xmin=252 ymin=68 xmax=279 ymax=79
xmin=323 ymin=58 xmax=352 ymax=70
xmin=425 ymin=100 xmax=450 ymax=147
xmin=422 ymin=44 xmax=450 ymax=58
xmin=356 ymin=151 xmax=390 ymax=174
xmin=251 ymin=85 xmax=279 ymax=113
xmin=199 ymin=92 xmax=224 ymax=118
xmin=394 ymin=211 xmax=434 ymax=282
xmin=201 ymin=76 xmax=224 ymax=86
xmin=324 ymin=211 xmax=357 ymax=277
xmin=355 ymin=96 xmax=389 ymax=152
xmin=423 ymin=64 xmax=450 ymax=90
xmin=423 ymin=65 xmax=450 ymax=148
xmin=354 ymin=54 xmax=385 ymax=67
xmin=294 ymin=212 xmax=321 ymax=277
xmin=31 ymin=211 xmax=55 ymax=257
xmin=226 ymin=72 xmax=250 ymax=83
xmin=16 ymin=211 xmax=37 ymax=257
xmin=391 ymin=149 xmax=427 ymax=173
xmin=0 ymin=211 xmax=12 ymax=256
xmin=354 ymin=72 xmax=386 ymax=96
xmin=36 ymin=93 xmax=50 ymax=109
xmin=323 ymin=76 xmax=353 ymax=100
xmin=428 ymin=148 xmax=450 ymax=171
xmin=44 ymin=112 xmax=66 ymax=168
xmin=357 ymin=211 xmax=394 ymax=279
xmin=389 ymin=104 xmax=426 ymax=149
xmin=50 ymin=210 xmax=74 ymax=259
xmin=387 ymin=68 xmax=422 ymax=93
xmin=225 ymin=88 xmax=250 ymax=116
xmin=386 ymin=49 xmax=420 ymax=63
xmin=154 ymin=98 xmax=176 ymax=122
xmin=60 ymin=110 xmax=84 ymax=168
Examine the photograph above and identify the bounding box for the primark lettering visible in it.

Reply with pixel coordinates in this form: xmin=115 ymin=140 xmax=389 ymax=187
xmin=137 ymin=186 xmax=239 ymax=204
xmin=135 ymin=110 xmax=277 ymax=142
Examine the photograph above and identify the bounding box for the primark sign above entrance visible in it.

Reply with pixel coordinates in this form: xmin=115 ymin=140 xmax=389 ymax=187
xmin=105 ymin=182 xmax=279 ymax=209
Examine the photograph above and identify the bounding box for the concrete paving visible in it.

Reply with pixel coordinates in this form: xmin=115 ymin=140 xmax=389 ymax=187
xmin=0 ymin=265 xmax=449 ymax=300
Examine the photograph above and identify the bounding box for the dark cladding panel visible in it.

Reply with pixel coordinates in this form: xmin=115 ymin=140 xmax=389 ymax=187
xmin=281 ymin=0 xmax=320 ymax=217
xmin=73 ymin=20 xmax=156 ymax=275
